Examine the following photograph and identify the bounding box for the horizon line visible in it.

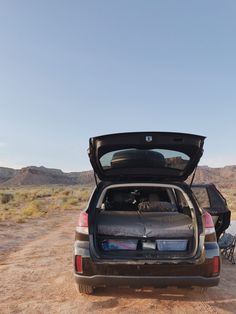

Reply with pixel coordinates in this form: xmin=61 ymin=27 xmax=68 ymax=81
xmin=0 ymin=164 xmax=235 ymax=173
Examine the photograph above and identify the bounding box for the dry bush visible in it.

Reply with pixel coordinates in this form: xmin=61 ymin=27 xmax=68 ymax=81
xmin=22 ymin=200 xmax=46 ymax=218
xmin=1 ymin=193 xmax=14 ymax=204
xmin=0 ymin=185 xmax=92 ymax=222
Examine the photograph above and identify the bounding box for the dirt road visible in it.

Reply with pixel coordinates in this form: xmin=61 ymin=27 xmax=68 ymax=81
xmin=1 ymin=210 xmax=236 ymax=314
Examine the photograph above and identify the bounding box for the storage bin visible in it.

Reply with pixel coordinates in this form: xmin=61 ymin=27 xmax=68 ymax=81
xmin=101 ymin=239 xmax=138 ymax=251
xmin=156 ymin=239 xmax=188 ymax=251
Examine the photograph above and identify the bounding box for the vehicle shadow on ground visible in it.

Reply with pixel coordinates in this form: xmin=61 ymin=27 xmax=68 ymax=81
xmin=94 ymin=286 xmax=208 ymax=300
xmin=88 ymin=291 xmax=236 ymax=314
xmin=91 ymin=258 xmax=236 ymax=305
xmin=83 ymin=284 xmax=236 ymax=314
xmin=82 ymin=260 xmax=236 ymax=313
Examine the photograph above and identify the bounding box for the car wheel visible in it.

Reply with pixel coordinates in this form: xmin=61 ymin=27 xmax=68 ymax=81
xmin=76 ymin=283 xmax=94 ymax=295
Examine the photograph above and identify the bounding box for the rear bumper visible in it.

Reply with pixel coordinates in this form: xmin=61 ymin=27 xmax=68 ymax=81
xmin=75 ymin=273 xmax=220 ymax=288
xmin=74 ymin=241 xmax=220 ymax=288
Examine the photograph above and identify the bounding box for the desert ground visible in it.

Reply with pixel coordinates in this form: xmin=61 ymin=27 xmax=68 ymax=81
xmin=0 ymin=186 xmax=236 ymax=314
xmin=0 ymin=210 xmax=236 ymax=313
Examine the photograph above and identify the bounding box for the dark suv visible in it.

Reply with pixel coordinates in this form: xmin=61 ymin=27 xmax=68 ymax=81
xmin=74 ymin=132 xmax=220 ymax=294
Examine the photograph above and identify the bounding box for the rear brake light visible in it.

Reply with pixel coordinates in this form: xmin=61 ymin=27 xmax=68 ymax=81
xmin=77 ymin=211 xmax=88 ymax=234
xmin=204 ymin=212 xmax=215 ymax=235
xmin=75 ymin=255 xmax=83 ymax=273
xmin=213 ymin=256 xmax=219 ymax=274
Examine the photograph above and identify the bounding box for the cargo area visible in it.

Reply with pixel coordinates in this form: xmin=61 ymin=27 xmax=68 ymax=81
xmin=93 ymin=185 xmax=197 ymax=259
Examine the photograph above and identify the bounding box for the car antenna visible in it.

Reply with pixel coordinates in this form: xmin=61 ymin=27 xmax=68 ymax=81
xmin=93 ymin=171 xmax=98 ymax=187
xmin=190 ymin=166 xmax=197 ymax=187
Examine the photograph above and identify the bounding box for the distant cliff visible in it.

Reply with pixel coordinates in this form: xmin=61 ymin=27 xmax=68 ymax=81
xmin=0 ymin=166 xmax=94 ymax=186
xmin=0 ymin=165 xmax=236 ymax=187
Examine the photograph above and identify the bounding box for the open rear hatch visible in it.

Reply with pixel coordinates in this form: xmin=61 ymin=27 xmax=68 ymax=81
xmin=88 ymin=132 xmax=205 ymax=181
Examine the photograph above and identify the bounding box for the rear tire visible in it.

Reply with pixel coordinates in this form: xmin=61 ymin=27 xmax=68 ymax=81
xmin=76 ymin=283 xmax=94 ymax=295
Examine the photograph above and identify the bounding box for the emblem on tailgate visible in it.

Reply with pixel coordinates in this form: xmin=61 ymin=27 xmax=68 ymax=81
xmin=145 ymin=136 xmax=152 ymax=142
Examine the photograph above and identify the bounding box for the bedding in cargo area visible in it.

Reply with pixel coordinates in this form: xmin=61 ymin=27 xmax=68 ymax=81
xmin=97 ymin=211 xmax=194 ymax=238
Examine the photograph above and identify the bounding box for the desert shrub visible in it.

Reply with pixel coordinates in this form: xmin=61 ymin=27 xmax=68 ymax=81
xmin=16 ymin=217 xmax=26 ymax=223
xmin=18 ymin=193 xmax=29 ymax=201
xmin=0 ymin=207 xmax=17 ymax=221
xmin=61 ymin=197 xmax=79 ymax=209
xmin=54 ymin=187 xmax=64 ymax=194
xmin=62 ymin=190 xmax=71 ymax=196
xmin=1 ymin=193 xmax=14 ymax=204
xmin=35 ymin=193 xmax=52 ymax=198
xmin=21 ymin=200 xmax=46 ymax=218
xmin=77 ymin=189 xmax=91 ymax=202
xmin=0 ymin=186 xmax=93 ymax=222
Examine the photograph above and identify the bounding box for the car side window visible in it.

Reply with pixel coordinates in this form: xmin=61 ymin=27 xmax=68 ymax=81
xmin=192 ymin=187 xmax=210 ymax=208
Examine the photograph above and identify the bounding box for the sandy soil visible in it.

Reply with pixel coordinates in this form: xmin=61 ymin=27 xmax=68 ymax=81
xmin=0 ymin=210 xmax=236 ymax=314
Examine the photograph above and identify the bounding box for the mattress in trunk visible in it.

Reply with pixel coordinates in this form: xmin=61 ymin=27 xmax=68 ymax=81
xmin=97 ymin=211 xmax=194 ymax=238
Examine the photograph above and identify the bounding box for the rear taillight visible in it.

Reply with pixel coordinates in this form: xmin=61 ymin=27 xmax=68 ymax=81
xmin=204 ymin=212 xmax=215 ymax=235
xmin=77 ymin=211 xmax=88 ymax=234
xmin=75 ymin=255 xmax=83 ymax=273
xmin=213 ymin=256 xmax=219 ymax=274
xmin=203 ymin=211 xmax=217 ymax=242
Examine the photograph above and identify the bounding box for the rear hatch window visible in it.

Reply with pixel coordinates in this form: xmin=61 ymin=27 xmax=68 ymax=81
xmin=100 ymin=149 xmax=190 ymax=171
xmin=89 ymin=132 xmax=205 ymax=181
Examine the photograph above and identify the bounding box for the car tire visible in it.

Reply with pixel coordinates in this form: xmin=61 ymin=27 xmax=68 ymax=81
xmin=76 ymin=283 xmax=94 ymax=295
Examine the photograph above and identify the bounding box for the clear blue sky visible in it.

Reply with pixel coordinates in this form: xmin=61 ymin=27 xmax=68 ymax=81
xmin=0 ymin=1 xmax=235 ymax=172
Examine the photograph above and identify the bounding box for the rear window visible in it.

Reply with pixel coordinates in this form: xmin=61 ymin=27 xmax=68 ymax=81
xmin=207 ymin=187 xmax=226 ymax=208
xmin=100 ymin=149 xmax=190 ymax=171
xmin=192 ymin=186 xmax=228 ymax=214
xmin=192 ymin=187 xmax=210 ymax=208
